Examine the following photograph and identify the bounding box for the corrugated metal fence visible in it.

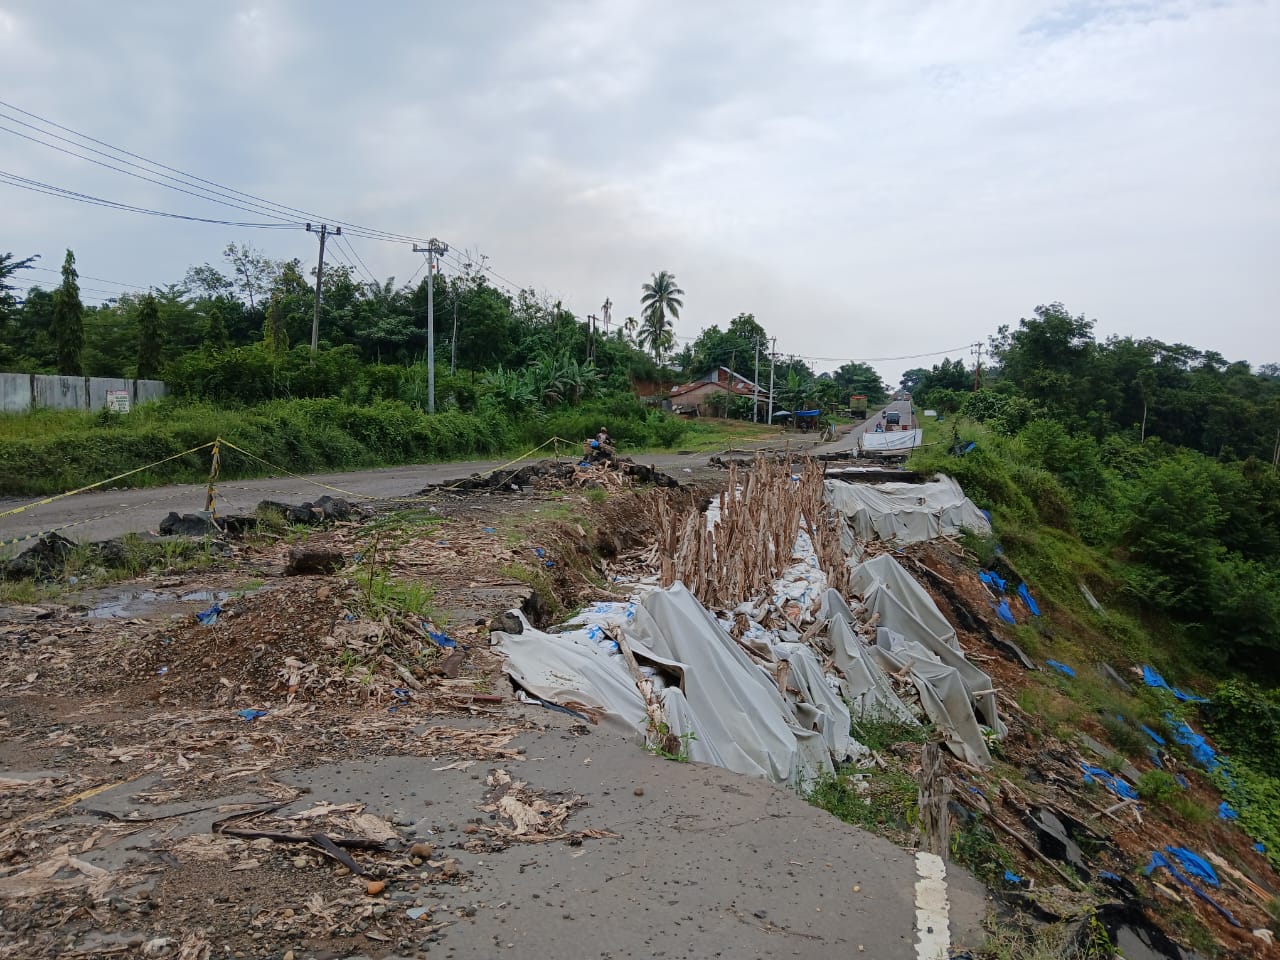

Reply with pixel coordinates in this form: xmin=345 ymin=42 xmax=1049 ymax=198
xmin=0 ymin=372 xmax=167 ymax=413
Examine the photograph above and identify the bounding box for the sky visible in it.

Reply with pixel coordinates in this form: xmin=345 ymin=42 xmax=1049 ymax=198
xmin=2 ymin=0 xmax=1278 ymax=385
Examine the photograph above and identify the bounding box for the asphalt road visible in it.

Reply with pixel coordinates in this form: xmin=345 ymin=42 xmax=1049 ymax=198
xmin=0 ymin=403 xmax=911 ymax=551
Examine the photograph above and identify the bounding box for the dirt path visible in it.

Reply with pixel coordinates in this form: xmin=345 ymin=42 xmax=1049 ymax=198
xmin=0 ymin=485 xmax=987 ymax=960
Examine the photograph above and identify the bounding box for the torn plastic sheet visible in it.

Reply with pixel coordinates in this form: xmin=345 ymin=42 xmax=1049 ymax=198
xmin=1218 ymin=802 xmax=1239 ymax=821
xmin=1165 ymin=714 xmax=1220 ymax=771
xmin=994 ymin=599 xmax=1016 ymax=624
xmin=1144 ymin=851 xmax=1241 ymax=927
xmin=1081 ymin=763 xmax=1139 ymax=801
xmin=1046 ymin=660 xmax=1075 ymax=678
xmin=1142 ymin=666 xmax=1209 ymax=703
xmin=979 ymin=570 xmax=1007 ymax=592
xmin=195 ymin=603 xmax=222 ymax=626
xmin=825 ymin=474 xmax=991 ymax=547
xmin=1141 ymin=725 xmax=1166 ymax=746
xmin=1017 ymin=582 xmax=1040 ymax=616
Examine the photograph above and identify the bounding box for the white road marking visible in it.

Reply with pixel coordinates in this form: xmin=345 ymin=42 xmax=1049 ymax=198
xmin=914 ymin=851 xmax=952 ymax=960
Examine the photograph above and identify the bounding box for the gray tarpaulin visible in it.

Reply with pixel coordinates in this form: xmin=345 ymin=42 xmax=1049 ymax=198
xmin=821 ymin=590 xmax=920 ymax=725
xmin=626 ymin=585 xmax=836 ymax=786
xmin=825 ymin=474 xmax=991 ymax=546
xmin=496 ymin=584 xmax=845 ymax=787
xmin=849 ymin=552 xmax=960 ymax=651
xmin=848 ymin=553 xmax=1004 ymax=764
xmin=872 ymin=627 xmax=994 ymax=766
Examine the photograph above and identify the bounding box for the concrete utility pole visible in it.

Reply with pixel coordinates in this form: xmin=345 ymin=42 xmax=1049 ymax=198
xmin=753 ymin=337 xmax=761 ymax=423
xmin=601 ymin=298 xmax=612 ymax=335
xmin=451 ymin=298 xmax=458 ymax=375
xmin=766 ymin=337 xmax=777 ymax=424
xmin=305 ymin=223 xmax=341 ymax=355
xmin=412 ymin=238 xmax=449 ymax=413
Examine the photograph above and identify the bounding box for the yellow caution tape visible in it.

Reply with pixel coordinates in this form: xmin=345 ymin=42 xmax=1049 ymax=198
xmin=0 ymin=440 xmax=217 ymax=521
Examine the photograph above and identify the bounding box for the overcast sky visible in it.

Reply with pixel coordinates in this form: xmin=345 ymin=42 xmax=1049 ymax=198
xmin=2 ymin=0 xmax=1277 ymax=383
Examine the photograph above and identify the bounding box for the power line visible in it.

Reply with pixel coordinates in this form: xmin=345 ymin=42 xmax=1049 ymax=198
xmin=337 ymin=233 xmax=379 ymax=287
xmin=2 ymin=98 xmax=544 ymax=299
xmin=0 ymin=97 xmax=435 ymax=246
xmin=0 ymin=169 xmax=305 ymax=229
xmin=0 ymin=123 xmax=304 ymax=224
xmin=26 ymin=264 xmax=151 ymax=289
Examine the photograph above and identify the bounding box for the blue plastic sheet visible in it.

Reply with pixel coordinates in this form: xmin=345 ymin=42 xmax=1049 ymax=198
xmin=1081 ymin=763 xmax=1139 ymax=801
xmin=426 ymin=629 xmax=456 ymax=649
xmin=1254 ymin=842 xmax=1266 ymax=854
xmin=1003 ymin=869 xmax=1022 ymax=884
xmin=236 ymin=708 xmax=267 ymax=721
xmin=1147 ymin=748 xmax=1163 ymax=768
xmin=979 ymin=570 xmax=1007 ymax=592
xmin=1175 ymin=774 xmax=1190 ymax=789
xmin=1017 ymin=582 xmax=1040 ymax=616
xmin=1142 ymin=666 xmax=1209 ymax=703
xmin=1140 ymin=725 xmax=1166 ymax=746
xmin=1218 ymin=802 xmax=1238 ymax=821
xmin=1046 ymin=660 xmax=1076 ymax=678
xmin=1166 ymin=714 xmax=1220 ymax=771
xmin=195 ymin=603 xmax=222 ymax=626
xmin=1098 ymin=871 xmax=1123 ymax=883
xmin=1144 ymin=852 xmax=1240 ymax=927
xmin=995 ymin=599 xmax=1016 ymax=624
xmin=1164 ymin=846 xmax=1219 ymax=887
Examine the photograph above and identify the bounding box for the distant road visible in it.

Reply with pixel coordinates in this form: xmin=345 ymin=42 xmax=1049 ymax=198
xmin=0 ymin=403 xmax=916 ymax=550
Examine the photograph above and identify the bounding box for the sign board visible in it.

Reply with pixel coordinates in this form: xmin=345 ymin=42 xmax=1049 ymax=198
xmin=105 ymin=389 xmax=131 ymax=414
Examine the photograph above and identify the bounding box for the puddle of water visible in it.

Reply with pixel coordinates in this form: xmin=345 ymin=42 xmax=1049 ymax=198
xmin=84 ymin=588 xmax=229 ymax=620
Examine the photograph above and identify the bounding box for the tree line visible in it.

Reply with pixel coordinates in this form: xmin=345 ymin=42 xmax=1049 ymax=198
xmin=0 ymin=244 xmax=887 ymax=416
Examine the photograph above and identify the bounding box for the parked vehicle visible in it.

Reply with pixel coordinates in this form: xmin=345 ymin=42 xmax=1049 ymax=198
xmin=849 ymin=394 xmax=868 ymax=420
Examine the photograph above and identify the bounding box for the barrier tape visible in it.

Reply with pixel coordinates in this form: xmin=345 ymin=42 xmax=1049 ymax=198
xmin=215 ymin=435 xmax=578 ymax=507
xmin=0 ymin=440 xmax=217 ymax=521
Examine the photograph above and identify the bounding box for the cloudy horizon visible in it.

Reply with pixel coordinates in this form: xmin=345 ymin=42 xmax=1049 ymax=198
xmin=2 ymin=0 xmax=1277 ymax=384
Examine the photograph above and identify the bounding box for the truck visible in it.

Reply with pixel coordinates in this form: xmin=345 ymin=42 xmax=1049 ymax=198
xmin=849 ymin=394 xmax=868 ymax=420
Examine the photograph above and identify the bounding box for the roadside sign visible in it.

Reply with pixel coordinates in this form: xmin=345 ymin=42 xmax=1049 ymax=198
xmin=105 ymin=389 xmax=131 ymax=414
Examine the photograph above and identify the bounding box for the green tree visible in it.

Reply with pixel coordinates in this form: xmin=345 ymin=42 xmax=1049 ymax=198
xmin=204 ymin=299 xmax=231 ymax=350
xmin=136 ymin=294 xmax=163 ymax=379
xmin=831 ymin=362 xmax=888 ymax=404
xmin=639 ymin=270 xmax=684 ymax=363
xmin=264 ymin=296 xmax=288 ymax=355
xmin=0 ymin=252 xmax=39 ymax=367
xmin=51 ymin=249 xmax=85 ymax=376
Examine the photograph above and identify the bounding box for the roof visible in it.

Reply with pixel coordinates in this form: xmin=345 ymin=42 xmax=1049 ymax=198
xmin=670 ymin=366 xmax=769 ymax=400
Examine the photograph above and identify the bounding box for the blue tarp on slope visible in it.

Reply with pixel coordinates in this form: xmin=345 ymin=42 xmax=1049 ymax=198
xmin=1142 ymin=666 xmax=1209 ymax=703
xmin=1017 ymin=582 xmax=1041 ymax=616
xmin=1166 ymin=714 xmax=1220 ymax=771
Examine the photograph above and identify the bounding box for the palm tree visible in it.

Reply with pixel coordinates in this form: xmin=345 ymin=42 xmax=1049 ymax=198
xmin=638 ymin=271 xmax=684 ymax=363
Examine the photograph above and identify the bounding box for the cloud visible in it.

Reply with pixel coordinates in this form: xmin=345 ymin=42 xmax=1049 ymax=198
xmin=1 ymin=0 xmax=1276 ymax=382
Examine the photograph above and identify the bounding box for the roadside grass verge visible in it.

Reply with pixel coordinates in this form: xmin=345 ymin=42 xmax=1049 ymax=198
xmin=0 ymin=396 xmax=698 ymax=497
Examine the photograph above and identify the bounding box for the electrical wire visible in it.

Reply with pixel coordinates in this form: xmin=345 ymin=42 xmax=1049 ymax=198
xmin=0 ymin=169 xmax=305 ymax=229
xmin=25 ymin=264 xmax=151 ymax=289
xmin=0 ymin=123 xmax=304 ymax=224
xmin=336 ymin=233 xmax=380 ymax=287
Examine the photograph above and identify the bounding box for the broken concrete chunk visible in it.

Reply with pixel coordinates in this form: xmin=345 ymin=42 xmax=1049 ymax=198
xmin=284 ymin=546 xmax=345 ymax=576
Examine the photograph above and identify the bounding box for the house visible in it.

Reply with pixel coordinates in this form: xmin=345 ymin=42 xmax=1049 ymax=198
xmin=669 ymin=367 xmax=771 ymax=417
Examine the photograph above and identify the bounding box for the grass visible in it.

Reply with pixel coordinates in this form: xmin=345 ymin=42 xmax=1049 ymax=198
xmin=850 ymin=716 xmax=932 ymax=751
xmin=951 ymin=817 xmax=1016 ymax=885
xmin=634 ymin=417 xmax=776 ymax=454
xmin=806 ymin=765 xmax=919 ymax=839
xmin=357 ymin=567 xmax=443 ymax=625
xmin=977 ymin=912 xmax=1112 ymax=960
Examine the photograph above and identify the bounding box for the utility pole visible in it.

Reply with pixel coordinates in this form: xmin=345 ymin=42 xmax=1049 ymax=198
xmin=753 ymin=337 xmax=761 ymax=422
xmin=587 ymin=315 xmax=598 ymax=363
xmin=451 ymin=298 xmax=458 ymax=375
xmin=766 ymin=337 xmax=777 ymax=424
xmin=601 ymin=298 xmax=612 ymax=335
xmin=412 ymin=238 xmax=449 ymax=413
xmin=305 ymin=223 xmax=341 ymax=356
xmin=970 ymin=342 xmax=984 ymax=392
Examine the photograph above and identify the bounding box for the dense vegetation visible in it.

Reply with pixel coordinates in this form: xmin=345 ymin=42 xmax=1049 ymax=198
xmin=907 ymin=304 xmax=1280 ymax=672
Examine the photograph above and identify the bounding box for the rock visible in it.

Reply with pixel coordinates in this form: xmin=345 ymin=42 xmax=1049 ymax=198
xmin=367 ymin=880 xmax=387 ymax=896
xmin=429 ymin=648 xmax=465 ymax=679
xmin=489 ymin=612 xmax=523 ymax=636
xmin=141 ymin=938 xmax=173 ymax=957
xmin=158 ymin=512 xmax=219 ymax=537
xmin=440 ymin=859 xmax=460 ymax=878
xmin=633 ymin=787 xmax=645 ymax=797
xmin=2 ymin=533 xmax=77 ymax=579
xmin=409 ymin=842 xmax=435 ymax=859
xmin=521 ymin=590 xmax=549 ymax=628
xmin=284 ymin=546 xmax=344 ymax=576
